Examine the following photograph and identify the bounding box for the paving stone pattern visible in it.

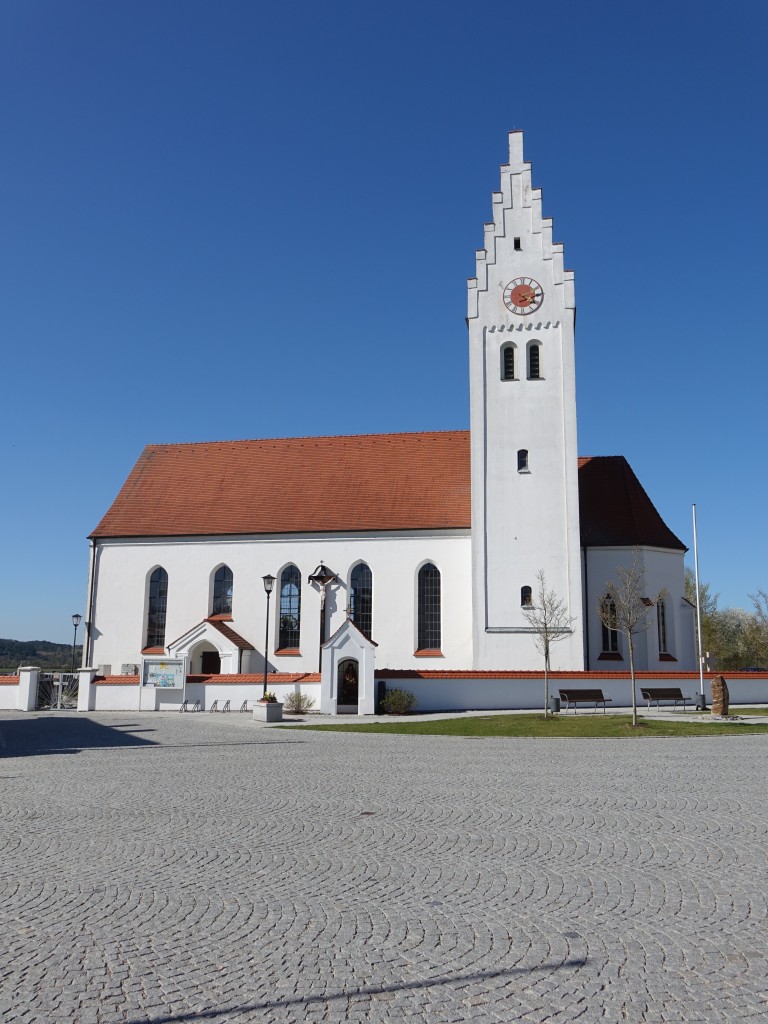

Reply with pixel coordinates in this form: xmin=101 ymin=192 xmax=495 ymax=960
xmin=1 ymin=712 xmax=767 ymax=1023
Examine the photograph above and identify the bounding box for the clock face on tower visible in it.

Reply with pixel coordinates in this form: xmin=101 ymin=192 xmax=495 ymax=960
xmin=503 ymin=277 xmax=544 ymax=315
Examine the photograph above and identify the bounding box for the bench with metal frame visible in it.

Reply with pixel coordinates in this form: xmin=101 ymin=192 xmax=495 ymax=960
xmin=558 ymin=688 xmax=612 ymax=713
xmin=640 ymin=687 xmax=691 ymax=710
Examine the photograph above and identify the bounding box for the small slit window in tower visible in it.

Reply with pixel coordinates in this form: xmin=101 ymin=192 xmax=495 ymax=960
xmin=528 ymin=344 xmax=541 ymax=380
xmin=521 ymin=586 xmax=533 ymax=607
xmin=514 ymin=237 xmax=522 ymax=251
xmin=517 ymin=449 xmax=529 ymax=472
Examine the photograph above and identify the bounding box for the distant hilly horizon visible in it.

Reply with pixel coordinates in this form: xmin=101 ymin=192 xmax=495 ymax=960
xmin=0 ymin=638 xmax=84 ymax=673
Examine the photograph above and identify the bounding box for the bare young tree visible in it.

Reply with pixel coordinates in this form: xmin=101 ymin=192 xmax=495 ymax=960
xmin=522 ymin=569 xmax=576 ymax=716
xmin=748 ymin=589 xmax=768 ymax=667
xmin=599 ymin=551 xmax=662 ymax=727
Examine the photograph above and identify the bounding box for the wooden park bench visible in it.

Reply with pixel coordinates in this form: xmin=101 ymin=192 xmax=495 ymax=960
xmin=558 ymin=688 xmax=612 ymax=714
xmin=640 ymin=687 xmax=691 ymax=710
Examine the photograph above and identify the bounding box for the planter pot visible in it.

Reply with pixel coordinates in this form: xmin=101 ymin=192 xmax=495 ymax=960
xmin=253 ymin=701 xmax=283 ymax=723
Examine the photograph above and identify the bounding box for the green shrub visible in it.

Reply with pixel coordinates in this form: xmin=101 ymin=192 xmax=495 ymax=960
xmin=283 ymin=691 xmax=317 ymax=714
xmin=381 ymin=688 xmax=417 ymax=715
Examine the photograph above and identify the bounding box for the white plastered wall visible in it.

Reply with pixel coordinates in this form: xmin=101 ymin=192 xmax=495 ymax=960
xmin=582 ymin=546 xmax=694 ymax=671
xmin=88 ymin=530 xmax=472 ymax=676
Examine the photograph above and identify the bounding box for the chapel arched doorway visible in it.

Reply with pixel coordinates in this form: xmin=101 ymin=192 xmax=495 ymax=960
xmin=337 ymin=658 xmax=359 ymax=712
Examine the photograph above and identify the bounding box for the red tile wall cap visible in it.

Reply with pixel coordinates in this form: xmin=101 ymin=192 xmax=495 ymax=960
xmin=141 ymin=646 xmax=165 ymax=655
xmin=414 ymin=649 xmax=443 ymax=657
xmin=274 ymin=648 xmax=301 ymax=656
xmin=206 ymin=614 xmax=233 ymax=622
xmin=0 ymin=675 xmax=20 ymax=684
xmin=186 ymin=672 xmax=321 ymax=684
xmin=94 ymin=675 xmax=140 ymax=684
xmin=374 ymin=669 xmax=767 ymax=681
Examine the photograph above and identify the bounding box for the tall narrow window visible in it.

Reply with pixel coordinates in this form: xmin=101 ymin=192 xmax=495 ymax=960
xmin=601 ymin=595 xmax=619 ymax=653
xmin=212 ymin=565 xmax=233 ymax=615
xmin=521 ymin=585 xmax=533 ymax=607
xmin=528 ymin=343 xmax=541 ymax=380
xmin=146 ymin=567 xmax=168 ymax=649
xmin=417 ymin=563 xmax=441 ymax=651
xmin=657 ymin=599 xmax=668 ymax=654
xmin=278 ymin=565 xmax=301 ymax=650
xmin=501 ymin=344 xmax=515 ymax=381
xmin=517 ymin=449 xmax=529 ymax=472
xmin=350 ymin=562 xmax=373 ymax=638
xmin=513 ymin=237 xmax=522 ymax=251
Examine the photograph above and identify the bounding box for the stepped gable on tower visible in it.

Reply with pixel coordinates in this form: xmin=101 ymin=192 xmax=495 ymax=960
xmin=467 ymin=130 xmax=574 ymax=323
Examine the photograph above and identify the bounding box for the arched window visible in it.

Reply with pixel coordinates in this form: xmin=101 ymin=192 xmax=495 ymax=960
xmin=521 ymin=585 xmax=533 ymax=607
xmin=146 ymin=567 xmax=168 ymax=649
xmin=657 ymin=599 xmax=668 ymax=654
xmin=601 ymin=595 xmax=619 ymax=653
xmin=517 ymin=449 xmax=529 ymax=472
xmin=350 ymin=562 xmax=373 ymax=638
xmin=417 ymin=563 xmax=441 ymax=651
xmin=501 ymin=343 xmax=516 ymax=381
xmin=528 ymin=343 xmax=541 ymax=380
xmin=212 ymin=565 xmax=233 ymax=615
xmin=278 ymin=565 xmax=301 ymax=650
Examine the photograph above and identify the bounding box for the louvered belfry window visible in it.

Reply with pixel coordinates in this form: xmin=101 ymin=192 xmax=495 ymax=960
xmin=528 ymin=344 xmax=541 ymax=380
xmin=417 ymin=563 xmax=441 ymax=651
xmin=502 ymin=345 xmax=515 ymax=380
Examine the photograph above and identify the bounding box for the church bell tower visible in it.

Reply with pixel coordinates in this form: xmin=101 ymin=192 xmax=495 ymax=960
xmin=468 ymin=132 xmax=584 ymax=670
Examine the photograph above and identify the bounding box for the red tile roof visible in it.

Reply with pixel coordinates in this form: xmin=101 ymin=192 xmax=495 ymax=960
xmin=91 ymin=432 xmax=684 ymax=551
xmin=577 ymin=456 xmax=685 ymax=551
xmin=206 ymin=619 xmax=255 ymax=650
xmin=91 ymin=432 xmax=471 ymax=538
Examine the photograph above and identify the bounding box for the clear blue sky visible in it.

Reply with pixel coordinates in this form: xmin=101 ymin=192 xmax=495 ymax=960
xmin=2 ymin=0 xmax=766 ymax=642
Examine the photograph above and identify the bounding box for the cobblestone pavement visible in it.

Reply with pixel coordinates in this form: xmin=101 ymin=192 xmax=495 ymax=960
xmin=1 ymin=712 xmax=767 ymax=1023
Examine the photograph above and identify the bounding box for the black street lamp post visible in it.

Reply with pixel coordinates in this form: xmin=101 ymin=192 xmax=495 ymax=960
xmin=262 ymin=575 xmax=275 ymax=698
xmin=71 ymin=613 xmax=82 ymax=674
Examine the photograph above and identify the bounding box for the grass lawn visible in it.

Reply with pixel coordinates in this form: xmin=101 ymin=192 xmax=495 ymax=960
xmin=732 ymin=707 xmax=768 ymax=716
xmin=279 ymin=714 xmax=768 ymax=738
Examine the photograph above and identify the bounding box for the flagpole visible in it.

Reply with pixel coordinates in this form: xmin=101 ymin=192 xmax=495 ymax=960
xmin=692 ymin=503 xmax=705 ymax=698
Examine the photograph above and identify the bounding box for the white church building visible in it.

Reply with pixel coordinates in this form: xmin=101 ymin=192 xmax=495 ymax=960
xmin=81 ymin=132 xmax=695 ymax=714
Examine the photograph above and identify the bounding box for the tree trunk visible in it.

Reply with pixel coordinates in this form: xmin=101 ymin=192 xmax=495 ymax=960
xmin=628 ymin=634 xmax=637 ymax=727
xmin=544 ymin=643 xmax=550 ymax=716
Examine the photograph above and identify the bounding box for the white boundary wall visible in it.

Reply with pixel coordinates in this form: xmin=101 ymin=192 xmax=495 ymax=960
xmin=70 ymin=672 xmax=768 ymax=714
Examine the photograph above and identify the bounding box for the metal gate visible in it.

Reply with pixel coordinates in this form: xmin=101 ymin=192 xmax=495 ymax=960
xmin=36 ymin=672 xmax=79 ymax=710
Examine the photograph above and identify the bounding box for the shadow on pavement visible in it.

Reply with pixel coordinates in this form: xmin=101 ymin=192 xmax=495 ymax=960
xmin=0 ymin=715 xmax=158 ymax=758
xmin=122 ymin=959 xmax=588 ymax=1023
